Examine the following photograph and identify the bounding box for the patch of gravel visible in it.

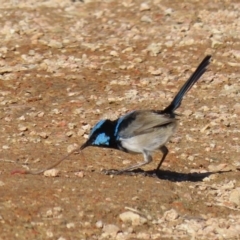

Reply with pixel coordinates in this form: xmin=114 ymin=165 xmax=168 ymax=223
xmin=0 ymin=0 xmax=239 ymax=239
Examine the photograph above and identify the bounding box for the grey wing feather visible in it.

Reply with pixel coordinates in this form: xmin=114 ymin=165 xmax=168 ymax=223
xmin=118 ymin=110 xmax=176 ymax=138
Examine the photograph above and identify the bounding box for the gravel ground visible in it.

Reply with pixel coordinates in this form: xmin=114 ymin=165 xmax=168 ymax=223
xmin=0 ymin=0 xmax=240 ymax=239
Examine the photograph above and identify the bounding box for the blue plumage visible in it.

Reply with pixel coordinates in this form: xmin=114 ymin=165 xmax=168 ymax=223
xmin=90 ymin=119 xmax=106 ymax=136
xmin=114 ymin=111 xmax=134 ymax=137
xmin=80 ymin=56 xmax=212 ymax=174
xmin=92 ymin=132 xmax=110 ymax=146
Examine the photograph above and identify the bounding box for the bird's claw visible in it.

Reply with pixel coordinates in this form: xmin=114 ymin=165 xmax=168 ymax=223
xmin=102 ymin=169 xmax=123 ymax=175
xmin=102 ymin=168 xmax=159 ymax=177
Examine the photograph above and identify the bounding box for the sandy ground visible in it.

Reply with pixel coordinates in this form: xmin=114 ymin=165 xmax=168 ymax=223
xmin=0 ymin=0 xmax=240 ymax=239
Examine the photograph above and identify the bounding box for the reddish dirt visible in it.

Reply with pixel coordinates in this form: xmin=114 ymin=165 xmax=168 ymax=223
xmin=0 ymin=1 xmax=239 ymax=239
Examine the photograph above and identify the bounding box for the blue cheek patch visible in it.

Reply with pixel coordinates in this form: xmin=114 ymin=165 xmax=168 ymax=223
xmin=93 ymin=133 xmax=110 ymax=146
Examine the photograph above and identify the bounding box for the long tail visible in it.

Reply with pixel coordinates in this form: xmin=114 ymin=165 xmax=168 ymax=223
xmin=162 ymin=55 xmax=211 ymax=114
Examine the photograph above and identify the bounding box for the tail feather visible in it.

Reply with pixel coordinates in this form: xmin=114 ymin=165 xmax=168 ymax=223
xmin=163 ymin=55 xmax=211 ymax=114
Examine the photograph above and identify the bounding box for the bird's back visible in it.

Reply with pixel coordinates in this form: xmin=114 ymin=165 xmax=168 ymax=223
xmin=116 ymin=110 xmax=177 ymax=153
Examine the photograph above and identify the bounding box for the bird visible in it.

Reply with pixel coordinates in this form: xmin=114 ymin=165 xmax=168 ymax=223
xmin=11 ymin=55 xmax=211 ymax=176
xmin=79 ymin=55 xmax=212 ymax=175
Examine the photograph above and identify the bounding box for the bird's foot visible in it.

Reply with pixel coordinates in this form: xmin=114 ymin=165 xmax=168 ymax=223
xmin=102 ymin=169 xmax=127 ymax=175
xmin=102 ymin=168 xmax=158 ymax=177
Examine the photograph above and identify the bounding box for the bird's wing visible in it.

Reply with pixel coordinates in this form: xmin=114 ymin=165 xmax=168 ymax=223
xmin=116 ymin=110 xmax=176 ymax=139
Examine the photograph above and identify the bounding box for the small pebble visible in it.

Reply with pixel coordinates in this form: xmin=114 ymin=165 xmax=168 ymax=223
xmin=39 ymin=132 xmax=48 ymax=139
xmin=48 ymin=40 xmax=63 ymax=49
xmin=74 ymin=171 xmax=84 ymax=178
xmin=44 ymin=169 xmax=60 ymax=177
xmin=102 ymin=224 xmax=120 ymax=238
xmin=162 ymin=209 xmax=179 ymax=221
xmin=110 ymin=50 xmax=118 ymax=57
xmin=141 ymin=15 xmax=152 ymax=23
xmin=119 ymin=211 xmax=147 ymax=226
xmin=18 ymin=125 xmax=28 ymax=131
xmin=229 ymin=188 xmax=240 ymax=206
xmin=66 ymin=131 xmax=74 ymax=137
xmin=140 ymin=3 xmax=150 ymax=11
xmin=0 ymin=181 xmax=5 ymax=186
xmin=66 ymin=222 xmax=75 ymax=229
xmin=96 ymin=220 xmax=103 ymax=228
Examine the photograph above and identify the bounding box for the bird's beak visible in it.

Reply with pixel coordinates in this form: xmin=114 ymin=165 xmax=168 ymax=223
xmin=80 ymin=141 xmax=89 ymax=151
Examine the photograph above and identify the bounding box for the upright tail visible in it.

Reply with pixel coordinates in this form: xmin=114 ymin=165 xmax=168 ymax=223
xmin=162 ymin=55 xmax=211 ymax=114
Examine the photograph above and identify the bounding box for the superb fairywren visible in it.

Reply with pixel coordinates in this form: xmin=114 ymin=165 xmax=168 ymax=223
xmin=80 ymin=55 xmax=212 ymax=174
xmin=12 ymin=55 xmax=211 ymax=176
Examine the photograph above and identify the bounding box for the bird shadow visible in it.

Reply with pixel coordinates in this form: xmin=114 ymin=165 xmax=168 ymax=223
xmin=104 ymin=168 xmax=233 ymax=182
xmin=153 ymin=169 xmax=231 ymax=182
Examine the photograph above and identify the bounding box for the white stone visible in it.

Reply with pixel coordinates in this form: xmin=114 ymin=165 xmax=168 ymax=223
xmin=96 ymin=220 xmax=103 ymax=228
xmin=163 ymin=209 xmax=179 ymax=221
xmin=229 ymin=188 xmax=240 ymax=206
xmin=233 ymin=103 xmax=240 ymax=114
xmin=0 ymin=181 xmax=5 ymax=186
xmin=18 ymin=125 xmax=28 ymax=131
xmin=102 ymin=224 xmax=120 ymax=238
xmin=66 ymin=222 xmax=75 ymax=229
xmin=146 ymin=43 xmax=161 ymax=56
xmin=44 ymin=169 xmax=60 ymax=177
xmin=110 ymin=50 xmax=118 ymax=57
xmin=119 ymin=211 xmax=147 ymax=226
xmin=140 ymin=3 xmax=150 ymax=11
xmin=141 ymin=15 xmax=152 ymax=23
xmin=48 ymin=39 xmax=63 ymax=49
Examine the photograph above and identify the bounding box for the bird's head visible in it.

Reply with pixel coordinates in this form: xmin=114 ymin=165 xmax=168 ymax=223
xmin=80 ymin=119 xmax=114 ymax=150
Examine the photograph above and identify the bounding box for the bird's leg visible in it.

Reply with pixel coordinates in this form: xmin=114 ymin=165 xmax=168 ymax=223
xmin=155 ymin=145 xmax=169 ymax=173
xmin=103 ymin=150 xmax=152 ymax=175
xmin=120 ymin=150 xmax=153 ymax=172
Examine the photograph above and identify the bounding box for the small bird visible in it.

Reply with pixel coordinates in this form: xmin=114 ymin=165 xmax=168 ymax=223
xmin=79 ymin=55 xmax=212 ymax=174
xmin=11 ymin=55 xmax=211 ymax=176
